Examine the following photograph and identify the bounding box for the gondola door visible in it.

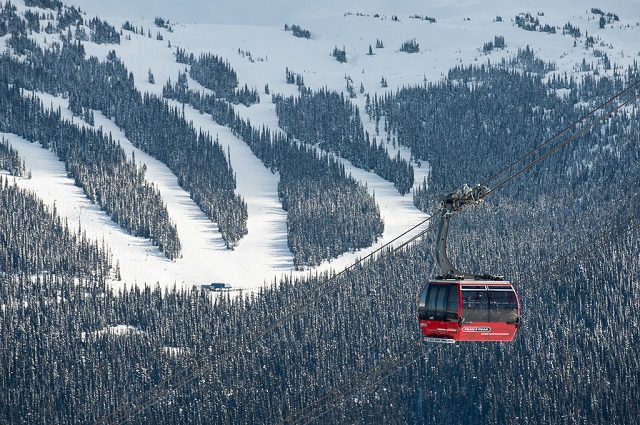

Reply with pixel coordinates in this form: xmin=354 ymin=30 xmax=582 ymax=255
xmin=458 ymin=283 xmax=519 ymax=342
xmin=418 ymin=281 xmax=459 ymax=342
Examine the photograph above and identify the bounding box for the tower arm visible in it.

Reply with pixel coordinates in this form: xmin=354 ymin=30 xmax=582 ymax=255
xmin=434 ymin=184 xmax=493 ymax=279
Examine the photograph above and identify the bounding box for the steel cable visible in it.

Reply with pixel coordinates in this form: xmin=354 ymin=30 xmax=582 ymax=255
xmin=103 ymin=78 xmax=640 ymax=425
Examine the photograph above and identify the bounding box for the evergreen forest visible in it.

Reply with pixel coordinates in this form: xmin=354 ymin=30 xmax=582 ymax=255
xmin=0 ymin=82 xmax=182 ymax=259
xmin=0 ymin=8 xmax=248 ymax=249
xmin=163 ymin=51 xmax=385 ymax=267
xmin=273 ymin=88 xmax=414 ymax=195
xmin=1 ymin=1 xmax=639 ymax=424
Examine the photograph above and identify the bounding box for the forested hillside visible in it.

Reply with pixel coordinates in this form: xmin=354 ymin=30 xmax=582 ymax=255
xmin=274 ymin=88 xmax=414 ymax=194
xmin=0 ymin=176 xmax=112 ymax=276
xmin=0 ymin=81 xmax=182 ymax=259
xmin=163 ymin=51 xmax=385 ymax=267
xmin=0 ymin=137 xmax=26 ymax=177
xmin=3 ymin=58 xmax=638 ymax=424
xmin=0 ymin=5 xmax=248 ymax=248
xmin=1 ymin=0 xmax=639 ymax=424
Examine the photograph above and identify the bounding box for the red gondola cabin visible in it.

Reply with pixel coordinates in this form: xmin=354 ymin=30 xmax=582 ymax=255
xmin=418 ymin=279 xmax=520 ymax=343
xmin=420 ymin=184 xmax=521 ymax=343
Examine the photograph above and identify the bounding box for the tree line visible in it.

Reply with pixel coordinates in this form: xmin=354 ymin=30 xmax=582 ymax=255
xmin=273 ymin=88 xmax=414 ymax=194
xmin=164 ymin=54 xmax=385 ymax=267
xmin=0 ymin=137 xmax=27 ymax=177
xmin=2 ymin=189 xmax=637 ymax=425
xmin=230 ymin=117 xmax=384 ymax=268
xmin=372 ymin=63 xmax=569 ymax=202
xmin=0 ymin=82 xmax=182 ymax=259
xmin=2 ymin=3 xmax=639 ymax=423
xmin=0 ymin=25 xmax=248 ymax=248
xmin=0 ymin=175 xmax=112 ymax=278
xmin=172 ymin=49 xmax=260 ymax=106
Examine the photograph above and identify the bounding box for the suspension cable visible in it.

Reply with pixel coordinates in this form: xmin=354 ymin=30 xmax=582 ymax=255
xmin=283 ymin=341 xmax=424 ymax=425
xmin=102 ymin=214 xmax=442 ymax=424
xmin=485 ymin=89 xmax=640 ymax=196
xmin=479 ymin=78 xmax=640 ymax=189
xmin=104 ymin=78 xmax=640 ymax=425
xmin=282 ymin=81 xmax=640 ymax=424
xmin=292 ymin=213 xmax=639 ymax=425
xmin=516 ymin=212 xmax=640 ymax=293
xmin=290 ymin=341 xmax=427 ymax=425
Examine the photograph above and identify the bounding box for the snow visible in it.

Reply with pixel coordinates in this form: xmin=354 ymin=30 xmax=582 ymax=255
xmin=4 ymin=0 xmax=640 ymax=291
xmin=83 ymin=325 xmax=144 ymax=341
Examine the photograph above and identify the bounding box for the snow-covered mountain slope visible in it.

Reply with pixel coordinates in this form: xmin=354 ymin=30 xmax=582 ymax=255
xmin=4 ymin=0 xmax=639 ymax=290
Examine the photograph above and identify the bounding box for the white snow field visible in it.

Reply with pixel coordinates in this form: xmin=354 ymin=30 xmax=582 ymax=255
xmin=4 ymin=0 xmax=640 ymax=291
